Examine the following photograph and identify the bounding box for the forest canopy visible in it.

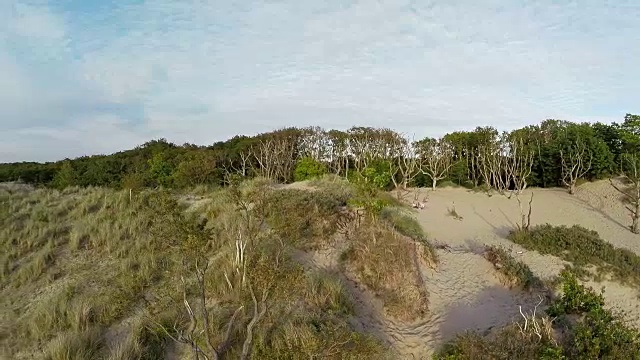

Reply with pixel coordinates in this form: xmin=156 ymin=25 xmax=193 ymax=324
xmin=1 ymin=114 xmax=639 ymax=191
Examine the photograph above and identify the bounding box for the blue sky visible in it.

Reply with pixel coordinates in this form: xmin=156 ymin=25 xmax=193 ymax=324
xmin=1 ymin=0 xmax=639 ymax=162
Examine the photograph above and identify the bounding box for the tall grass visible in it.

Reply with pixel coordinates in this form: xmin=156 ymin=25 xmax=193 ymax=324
xmin=2 ymin=178 xmax=414 ymax=359
xmin=341 ymin=220 xmax=429 ymax=321
xmin=379 ymin=206 xmax=437 ymax=266
xmin=0 ymin=186 xmax=179 ymax=358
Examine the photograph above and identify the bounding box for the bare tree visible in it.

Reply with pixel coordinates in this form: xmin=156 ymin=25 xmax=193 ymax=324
xmin=505 ymin=135 xmax=535 ymax=196
xmin=503 ymin=134 xmax=536 ymax=231
xmin=560 ymin=138 xmax=592 ymax=195
xmin=155 ymin=257 xmax=268 ymax=360
xmin=252 ymin=134 xmax=298 ymax=182
xmin=415 ymin=137 xmax=454 ymax=191
xmin=224 ymin=150 xmax=253 ymax=179
xmin=395 ymin=137 xmax=420 ymax=190
xmin=327 ymin=130 xmax=349 ymax=178
xmin=610 ymin=153 xmax=640 ymax=234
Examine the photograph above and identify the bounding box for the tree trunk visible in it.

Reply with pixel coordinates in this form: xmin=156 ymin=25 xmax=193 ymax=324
xmin=569 ymin=183 xmax=575 ymax=195
xmin=432 ymin=178 xmax=437 ymax=191
xmin=634 ymin=202 xmax=640 ymax=234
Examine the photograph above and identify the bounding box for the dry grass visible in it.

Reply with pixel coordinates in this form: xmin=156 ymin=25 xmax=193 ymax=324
xmin=0 ymin=185 xmax=183 ymax=358
xmin=341 ymin=219 xmax=429 ymax=321
xmin=1 ymin=177 xmax=434 ymax=359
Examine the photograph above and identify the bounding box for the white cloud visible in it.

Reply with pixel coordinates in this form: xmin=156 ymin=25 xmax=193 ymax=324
xmin=1 ymin=0 xmax=639 ymax=162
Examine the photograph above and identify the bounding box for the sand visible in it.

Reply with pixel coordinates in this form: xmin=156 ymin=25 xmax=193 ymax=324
xmin=298 ymin=180 xmax=640 ymax=358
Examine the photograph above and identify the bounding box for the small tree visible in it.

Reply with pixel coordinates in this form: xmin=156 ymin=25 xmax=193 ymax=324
xmin=610 ymin=153 xmax=640 ymax=234
xmin=293 ymin=156 xmax=326 ymax=182
xmin=505 ymin=135 xmax=536 ymax=231
xmin=51 ymin=160 xmax=78 ymax=189
xmin=415 ymin=137 xmax=454 ymax=191
xmin=560 ymin=138 xmax=593 ymax=195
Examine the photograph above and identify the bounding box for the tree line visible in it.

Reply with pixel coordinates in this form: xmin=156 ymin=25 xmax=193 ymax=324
xmin=1 ymin=114 xmax=639 ymax=194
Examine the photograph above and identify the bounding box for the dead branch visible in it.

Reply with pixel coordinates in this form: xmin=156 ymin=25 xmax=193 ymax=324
xmin=515 ymin=192 xmax=534 ymax=231
xmin=517 ymin=296 xmax=548 ymax=341
xmin=241 ymin=284 xmax=268 ymax=360
xmin=610 ymin=162 xmax=640 ymax=235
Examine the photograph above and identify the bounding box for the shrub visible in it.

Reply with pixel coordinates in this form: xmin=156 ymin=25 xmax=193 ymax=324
xmin=547 ymin=271 xmax=640 ymax=359
xmin=483 ymin=245 xmax=542 ymax=290
xmin=436 ymin=271 xmax=640 ymax=359
xmin=434 ymin=324 xmax=563 ymax=360
xmin=508 ymin=224 xmax=640 ymax=286
xmin=264 ymin=188 xmax=350 ymax=249
xmin=294 ymin=157 xmax=327 ymax=182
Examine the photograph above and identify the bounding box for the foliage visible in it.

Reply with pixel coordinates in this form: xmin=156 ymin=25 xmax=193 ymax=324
xmin=435 ymin=271 xmax=640 ymax=359
xmin=1 ymin=115 xmax=637 ymax=194
xmin=507 ymin=224 xmax=640 ymax=286
xmin=264 ymin=188 xmax=350 ymax=250
xmin=294 ymin=156 xmax=327 ymax=182
xmin=547 ymin=271 xmax=640 ymax=359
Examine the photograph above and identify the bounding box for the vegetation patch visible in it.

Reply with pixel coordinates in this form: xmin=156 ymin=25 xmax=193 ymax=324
xmin=508 ymin=224 xmax=640 ymax=286
xmin=264 ymin=187 xmax=352 ymax=250
xmin=341 ymin=220 xmax=429 ymax=321
xmin=483 ymin=245 xmax=543 ymax=290
xmin=379 ymin=206 xmax=437 ymax=266
xmin=435 ymin=271 xmax=640 ymax=359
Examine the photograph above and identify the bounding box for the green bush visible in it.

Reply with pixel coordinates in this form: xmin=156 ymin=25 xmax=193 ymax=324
xmin=294 ymin=157 xmax=327 ymax=182
xmin=508 ymin=224 xmax=640 ymax=286
xmin=547 ymin=271 xmax=640 ymax=359
xmin=436 ymin=271 xmax=640 ymax=359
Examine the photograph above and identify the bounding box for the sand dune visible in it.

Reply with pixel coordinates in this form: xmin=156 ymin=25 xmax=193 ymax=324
xmin=410 ymin=180 xmax=640 ymax=355
xmin=296 ymin=180 xmax=640 ymax=358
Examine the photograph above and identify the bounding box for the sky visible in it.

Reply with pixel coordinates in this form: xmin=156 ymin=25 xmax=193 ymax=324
xmin=1 ymin=0 xmax=639 ymax=163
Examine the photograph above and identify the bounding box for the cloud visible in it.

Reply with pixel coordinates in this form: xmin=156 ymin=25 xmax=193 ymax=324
xmin=1 ymin=0 xmax=639 ymax=162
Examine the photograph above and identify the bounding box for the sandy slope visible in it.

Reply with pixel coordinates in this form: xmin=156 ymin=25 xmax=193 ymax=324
xmin=291 ymin=180 xmax=640 ymax=358
xmin=409 ymin=180 xmax=640 ymax=354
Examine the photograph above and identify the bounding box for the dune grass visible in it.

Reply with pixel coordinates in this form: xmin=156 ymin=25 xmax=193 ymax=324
xmin=508 ymin=224 xmax=640 ymax=286
xmin=1 ymin=179 xmax=397 ymax=359
xmin=379 ymin=206 xmax=437 ymax=267
xmin=0 ymin=176 xmax=439 ymax=359
xmin=0 ymin=185 xmax=182 ymax=359
xmin=340 ymin=219 xmax=430 ymax=321
xmin=483 ymin=245 xmax=543 ymax=290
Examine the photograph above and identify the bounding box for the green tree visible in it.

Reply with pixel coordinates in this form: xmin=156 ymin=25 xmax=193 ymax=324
xmin=293 ymin=157 xmax=327 ymax=182
xmin=147 ymin=153 xmax=175 ymax=188
xmin=172 ymin=150 xmax=219 ymax=188
xmin=51 ymin=160 xmax=78 ymax=189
